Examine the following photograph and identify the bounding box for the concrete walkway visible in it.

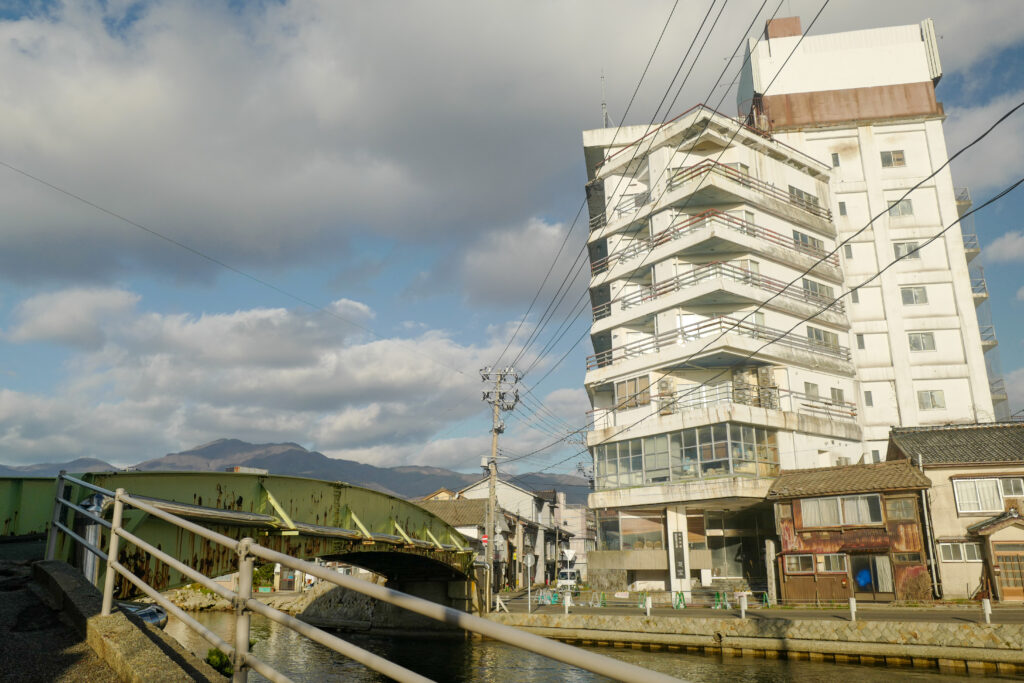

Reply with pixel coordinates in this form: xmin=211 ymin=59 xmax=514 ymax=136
xmin=0 ymin=558 xmax=117 ymax=682
xmin=508 ymin=599 xmax=1024 ymax=625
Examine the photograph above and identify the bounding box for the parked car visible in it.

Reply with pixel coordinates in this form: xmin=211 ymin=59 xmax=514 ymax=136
xmin=556 ymin=569 xmax=580 ymax=595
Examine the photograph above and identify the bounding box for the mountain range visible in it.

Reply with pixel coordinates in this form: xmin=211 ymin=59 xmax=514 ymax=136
xmin=0 ymin=439 xmax=592 ymax=504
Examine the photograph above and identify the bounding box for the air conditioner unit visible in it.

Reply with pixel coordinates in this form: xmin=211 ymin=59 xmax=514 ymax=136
xmin=657 ymin=379 xmax=674 ymax=415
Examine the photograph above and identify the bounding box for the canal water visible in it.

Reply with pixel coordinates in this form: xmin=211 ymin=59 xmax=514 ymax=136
xmin=166 ymin=611 xmax=1010 ymax=682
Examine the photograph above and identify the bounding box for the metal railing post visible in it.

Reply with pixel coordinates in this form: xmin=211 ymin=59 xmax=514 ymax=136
xmin=101 ymin=489 xmax=126 ymax=616
xmin=45 ymin=471 xmax=67 ymax=561
xmin=233 ymin=538 xmax=255 ymax=683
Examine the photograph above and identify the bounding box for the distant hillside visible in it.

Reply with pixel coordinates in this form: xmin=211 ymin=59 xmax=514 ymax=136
xmin=0 ymin=457 xmax=117 ymax=477
xmin=134 ymin=439 xmax=592 ymax=503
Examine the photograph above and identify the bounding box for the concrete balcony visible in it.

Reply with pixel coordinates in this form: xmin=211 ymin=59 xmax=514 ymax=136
xmin=972 ymin=270 xmax=989 ymax=305
xmin=991 ymin=377 xmax=1008 ymax=402
xmin=588 ymin=380 xmax=860 ymax=443
xmin=591 ymin=261 xmax=846 ymax=330
xmin=588 ymin=160 xmax=833 ymax=239
xmin=590 ymin=209 xmax=841 ymax=280
xmin=585 ymin=316 xmax=854 ymax=379
xmin=955 ymin=187 xmax=972 ymax=217
xmin=962 ymin=231 xmax=981 ymax=261
xmin=589 ymin=476 xmax=773 ymax=510
xmin=979 ymin=324 xmax=998 ymax=350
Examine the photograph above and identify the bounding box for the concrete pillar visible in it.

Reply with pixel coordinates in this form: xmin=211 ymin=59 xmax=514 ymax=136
xmin=765 ymin=538 xmax=778 ymax=606
xmin=535 ymin=529 xmax=545 ymax=584
xmin=666 ymin=505 xmax=691 ymax=596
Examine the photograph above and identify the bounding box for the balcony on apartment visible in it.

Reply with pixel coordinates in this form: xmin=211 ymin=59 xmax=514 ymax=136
xmin=590 ymin=209 xmax=840 ymax=280
xmin=591 ymin=260 xmax=846 ymax=327
xmin=960 ymin=213 xmax=981 ymax=262
xmin=586 ymin=315 xmax=852 ymax=373
xmin=979 ymin=324 xmax=999 ymax=350
xmin=955 ymin=186 xmax=972 ymax=217
xmin=590 ymin=379 xmax=857 ymax=431
xmin=588 ymin=159 xmax=832 ymax=236
xmin=971 ymin=266 xmax=989 ymax=304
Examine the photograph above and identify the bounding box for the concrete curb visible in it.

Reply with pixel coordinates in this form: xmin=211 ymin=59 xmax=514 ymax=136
xmin=33 ymin=560 xmax=222 ymax=682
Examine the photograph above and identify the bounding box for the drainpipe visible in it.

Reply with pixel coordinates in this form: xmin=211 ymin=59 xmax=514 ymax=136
xmin=917 ymin=456 xmax=941 ymax=599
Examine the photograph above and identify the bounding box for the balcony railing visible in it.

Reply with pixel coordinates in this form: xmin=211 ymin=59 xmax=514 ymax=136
xmin=955 ymin=187 xmax=972 ymax=204
xmin=963 ymin=231 xmax=980 ymax=252
xmin=664 ymin=380 xmax=857 ymax=422
xmin=991 ymin=378 xmax=1007 ymax=396
xmin=589 ymin=379 xmax=857 ymax=429
xmin=590 ymin=209 xmax=839 ymax=276
xmin=972 ymin=276 xmax=989 ymax=298
xmin=586 ymin=315 xmax=851 ymax=369
xmin=593 ymin=261 xmax=844 ymax=321
xmin=667 ymin=161 xmax=832 ymax=220
xmin=979 ymin=325 xmax=997 ymax=345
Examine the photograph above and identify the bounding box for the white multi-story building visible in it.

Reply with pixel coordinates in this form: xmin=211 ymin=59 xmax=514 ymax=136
xmin=582 ymin=17 xmax=1002 ymax=594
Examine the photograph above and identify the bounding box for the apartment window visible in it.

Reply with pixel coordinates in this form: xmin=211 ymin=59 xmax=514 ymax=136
xmin=830 ymin=387 xmax=845 ymax=404
xmin=881 ymin=150 xmax=906 ymax=167
xmin=901 ymin=286 xmax=928 ymax=305
xmin=838 ymin=201 xmax=847 ymax=216
xmin=894 ymin=552 xmax=922 ymax=564
xmin=908 ymin=332 xmax=936 ymax=352
xmin=856 ymin=333 xmax=865 ymax=350
xmin=917 ymin=389 xmax=945 ymax=410
xmin=954 ymin=479 xmax=1002 ymax=514
xmin=939 ymin=542 xmax=983 ymax=562
xmin=802 ymin=278 xmax=835 ymax=301
xmin=752 ymin=311 xmax=766 ymax=328
xmin=807 ymin=326 xmax=839 ymax=350
xmin=789 ymin=185 xmax=819 ymax=209
xmin=894 ymin=242 xmax=921 ymax=260
xmin=784 ymin=554 xmax=814 ymax=574
xmin=844 ymin=244 xmax=853 ymax=259
xmin=793 ymin=230 xmax=825 ymax=254
xmin=615 ymin=376 xmax=651 ymax=409
xmin=885 ymin=498 xmax=917 ymax=521
xmin=870 ymin=449 xmax=881 ymax=463
xmin=864 ymin=390 xmax=873 ymax=407
xmin=851 ymin=289 xmax=859 ymax=304
xmin=831 ymin=153 xmax=840 ymax=167
xmin=801 ymin=494 xmax=882 ymax=527
xmin=821 ymin=553 xmax=847 ymax=573
xmin=726 ymin=162 xmax=750 ymax=176
xmin=804 ymin=382 xmax=819 ymax=398
xmin=888 ymin=199 xmax=914 ymax=217
xmin=1002 ymin=478 xmax=1024 ymax=497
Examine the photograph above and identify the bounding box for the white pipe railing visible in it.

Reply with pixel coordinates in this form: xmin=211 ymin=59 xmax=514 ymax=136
xmin=45 ymin=477 xmax=676 ymax=683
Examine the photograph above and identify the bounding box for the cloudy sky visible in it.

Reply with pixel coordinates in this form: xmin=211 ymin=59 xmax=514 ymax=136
xmin=1 ymin=1 xmax=1022 ymax=472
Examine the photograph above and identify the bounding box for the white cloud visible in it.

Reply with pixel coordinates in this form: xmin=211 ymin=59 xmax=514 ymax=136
xmin=1007 ymin=367 xmax=1024 ymax=417
xmin=946 ymin=90 xmax=1024 ymax=194
xmin=7 ymin=287 xmax=139 ymax=349
xmin=984 ymin=231 xmax=1024 ymax=263
xmin=1017 ymin=286 xmax=1024 ymax=302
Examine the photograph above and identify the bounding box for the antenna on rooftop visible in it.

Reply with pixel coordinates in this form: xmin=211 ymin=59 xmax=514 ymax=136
xmin=601 ymin=70 xmax=613 ymax=128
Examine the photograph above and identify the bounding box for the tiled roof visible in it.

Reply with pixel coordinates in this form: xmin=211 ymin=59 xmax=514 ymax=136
xmin=888 ymin=423 xmax=1024 ymax=466
xmin=416 ymin=498 xmax=489 ymax=528
xmin=767 ymin=460 xmax=930 ymax=499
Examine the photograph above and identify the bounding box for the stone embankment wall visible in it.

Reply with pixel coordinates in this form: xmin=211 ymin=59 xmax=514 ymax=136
xmin=488 ymin=612 xmax=1024 ymax=676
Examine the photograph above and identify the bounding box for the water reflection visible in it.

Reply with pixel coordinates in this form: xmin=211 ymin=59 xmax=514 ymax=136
xmin=166 ymin=612 xmax=997 ymax=682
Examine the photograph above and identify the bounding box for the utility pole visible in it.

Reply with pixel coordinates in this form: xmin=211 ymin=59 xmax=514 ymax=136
xmin=480 ymin=366 xmax=520 ymax=612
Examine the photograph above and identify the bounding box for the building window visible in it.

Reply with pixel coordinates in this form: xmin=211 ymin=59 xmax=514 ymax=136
xmin=939 ymin=542 xmax=983 ymax=562
xmin=615 ymin=376 xmax=650 ymax=408
xmin=1002 ymin=478 xmax=1024 ymax=497
xmin=856 ymin=333 xmax=865 ymax=350
xmin=901 ymin=286 xmax=928 ymax=305
xmin=800 ymin=494 xmax=883 ymax=528
xmin=908 ymin=332 xmax=936 ymax=352
xmin=881 ymin=150 xmax=906 ymax=167
xmin=885 ymin=498 xmax=917 ymax=521
xmin=789 ymin=185 xmax=819 ymax=210
xmin=807 ymin=326 xmax=839 ymax=350
xmin=864 ymin=390 xmax=873 ymax=407
xmin=784 ymin=554 xmax=814 ymax=574
xmin=821 ymin=553 xmax=847 ymax=573
xmin=888 ymin=199 xmax=914 ymax=217
xmin=851 ymin=289 xmax=859 ymax=304
xmin=894 ymin=552 xmax=922 ymax=564
xmin=793 ymin=230 xmax=824 ymax=254
xmin=804 ymin=382 xmax=819 ymax=398
xmin=802 ymin=278 xmax=835 ymax=301
xmin=953 ymin=479 xmax=1002 ymax=514
xmin=838 ymin=201 xmax=847 ymax=216
xmin=830 ymin=387 xmax=845 ymax=404
xmin=831 ymin=152 xmax=840 ymax=167
xmin=917 ymin=389 xmax=945 ymax=410
xmin=894 ymin=242 xmax=921 ymax=260
xmin=844 ymin=244 xmax=853 ymax=259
